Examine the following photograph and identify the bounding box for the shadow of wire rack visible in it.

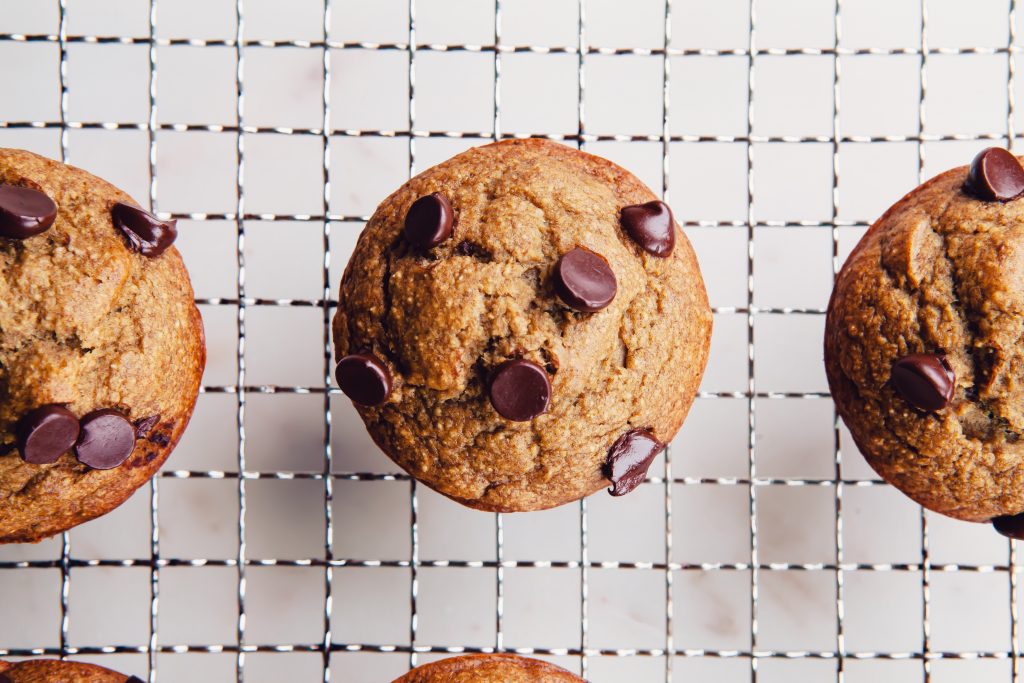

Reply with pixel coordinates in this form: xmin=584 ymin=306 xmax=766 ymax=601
xmin=0 ymin=0 xmax=1022 ymax=681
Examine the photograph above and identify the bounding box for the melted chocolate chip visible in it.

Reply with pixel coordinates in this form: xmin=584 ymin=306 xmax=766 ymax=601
xmin=553 ymin=247 xmax=617 ymax=312
xmin=620 ymin=200 xmax=675 ymax=257
xmin=134 ymin=414 xmax=160 ymax=437
xmin=75 ymin=409 xmax=137 ymax=470
xmin=111 ymin=202 xmax=178 ymax=257
xmin=16 ymin=404 xmax=80 ymax=465
xmin=488 ymin=359 xmax=551 ymax=421
xmin=455 ymin=240 xmax=492 ymax=260
xmin=336 ymin=353 xmax=392 ymax=407
xmin=125 ymin=677 xmax=145 ymax=683
xmin=149 ymin=432 xmax=171 ymax=447
xmin=404 ymin=192 xmax=454 ymax=249
xmin=890 ymin=353 xmax=955 ymax=412
xmin=0 ymin=674 xmax=12 ymax=683
xmin=965 ymin=147 xmax=1024 ymax=202
xmin=604 ymin=429 xmax=665 ymax=496
xmin=0 ymin=184 xmax=58 ymax=239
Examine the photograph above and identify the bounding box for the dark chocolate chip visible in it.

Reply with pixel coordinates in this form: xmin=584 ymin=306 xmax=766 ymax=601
xmin=404 ymin=192 xmax=454 ymax=249
xmin=604 ymin=429 xmax=665 ymax=496
xmin=488 ymin=358 xmax=551 ymax=421
xmin=0 ymin=184 xmax=58 ymax=239
xmin=965 ymin=147 xmax=1024 ymax=202
xmin=620 ymin=200 xmax=675 ymax=257
xmin=455 ymin=240 xmax=492 ymax=260
xmin=149 ymin=432 xmax=171 ymax=447
xmin=75 ymin=409 xmax=137 ymax=470
xmin=0 ymin=674 xmax=12 ymax=683
xmin=890 ymin=353 xmax=955 ymax=412
xmin=111 ymin=202 xmax=178 ymax=257
xmin=16 ymin=404 xmax=80 ymax=465
xmin=993 ymin=512 xmax=1024 ymax=539
xmin=553 ymin=247 xmax=617 ymax=313
xmin=134 ymin=414 xmax=160 ymax=437
xmin=336 ymin=353 xmax=392 ymax=407
xmin=125 ymin=677 xmax=145 ymax=683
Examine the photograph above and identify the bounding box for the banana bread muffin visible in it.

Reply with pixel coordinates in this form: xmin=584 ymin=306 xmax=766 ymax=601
xmin=393 ymin=654 xmax=583 ymax=682
xmin=826 ymin=147 xmax=1024 ymax=534
xmin=333 ymin=138 xmax=712 ymax=511
xmin=0 ymin=659 xmax=140 ymax=682
xmin=0 ymin=148 xmax=205 ymax=543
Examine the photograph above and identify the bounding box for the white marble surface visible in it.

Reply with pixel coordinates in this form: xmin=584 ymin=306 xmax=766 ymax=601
xmin=0 ymin=0 xmax=1021 ymax=681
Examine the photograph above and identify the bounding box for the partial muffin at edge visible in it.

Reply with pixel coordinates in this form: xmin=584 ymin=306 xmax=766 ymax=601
xmin=392 ymin=654 xmax=584 ymax=682
xmin=0 ymin=659 xmax=138 ymax=682
xmin=0 ymin=148 xmax=205 ymax=542
xmin=825 ymin=151 xmax=1024 ymax=522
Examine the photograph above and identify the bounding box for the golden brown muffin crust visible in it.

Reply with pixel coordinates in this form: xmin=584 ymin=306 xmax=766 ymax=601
xmin=333 ymin=138 xmax=712 ymax=511
xmin=0 ymin=659 xmax=133 ymax=683
xmin=392 ymin=654 xmax=584 ymax=682
xmin=0 ymin=148 xmax=205 ymax=542
xmin=826 ymin=156 xmax=1024 ymax=521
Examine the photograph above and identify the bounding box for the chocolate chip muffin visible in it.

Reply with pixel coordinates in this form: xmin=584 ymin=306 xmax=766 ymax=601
xmin=0 ymin=148 xmax=205 ymax=543
xmin=333 ymin=138 xmax=712 ymax=512
xmin=393 ymin=654 xmax=584 ymax=682
xmin=0 ymin=659 xmax=140 ymax=682
xmin=826 ymin=147 xmax=1024 ymax=533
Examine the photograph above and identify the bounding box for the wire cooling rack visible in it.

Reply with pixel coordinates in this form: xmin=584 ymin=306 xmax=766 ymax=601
xmin=2 ymin=0 xmax=1024 ymax=681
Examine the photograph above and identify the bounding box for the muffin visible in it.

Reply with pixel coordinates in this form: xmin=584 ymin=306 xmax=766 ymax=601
xmin=825 ymin=147 xmax=1024 ymax=535
xmin=0 ymin=148 xmax=205 ymax=543
xmin=333 ymin=138 xmax=712 ymax=512
xmin=393 ymin=654 xmax=584 ymax=682
xmin=0 ymin=659 xmax=140 ymax=682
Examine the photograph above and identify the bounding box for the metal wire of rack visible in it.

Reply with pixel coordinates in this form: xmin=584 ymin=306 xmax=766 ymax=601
xmin=1 ymin=0 xmax=1023 ymax=681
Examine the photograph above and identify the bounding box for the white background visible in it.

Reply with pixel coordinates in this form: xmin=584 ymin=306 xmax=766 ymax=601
xmin=0 ymin=0 xmax=1022 ymax=681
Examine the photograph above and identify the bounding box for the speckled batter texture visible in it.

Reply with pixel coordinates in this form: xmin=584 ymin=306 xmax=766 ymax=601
xmin=393 ymin=654 xmax=584 ymax=683
xmin=0 ymin=659 xmax=133 ymax=683
xmin=826 ymin=156 xmax=1024 ymax=522
xmin=0 ymin=149 xmax=205 ymax=542
xmin=333 ymin=138 xmax=712 ymax=512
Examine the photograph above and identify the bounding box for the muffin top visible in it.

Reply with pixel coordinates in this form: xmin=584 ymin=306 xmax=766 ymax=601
xmin=826 ymin=148 xmax=1024 ymax=522
xmin=0 ymin=148 xmax=205 ymax=542
xmin=0 ymin=659 xmax=138 ymax=683
xmin=334 ymin=138 xmax=711 ymax=511
xmin=392 ymin=654 xmax=584 ymax=682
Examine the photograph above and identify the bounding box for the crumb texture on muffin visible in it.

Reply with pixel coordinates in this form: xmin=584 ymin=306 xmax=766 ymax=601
xmin=0 ymin=659 xmax=134 ymax=682
xmin=0 ymin=148 xmax=205 ymax=542
xmin=334 ymin=138 xmax=711 ymax=511
xmin=392 ymin=654 xmax=584 ymax=682
xmin=826 ymin=156 xmax=1024 ymax=521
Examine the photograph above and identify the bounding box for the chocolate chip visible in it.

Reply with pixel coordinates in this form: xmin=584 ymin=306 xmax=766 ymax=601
xmin=0 ymin=184 xmax=58 ymax=239
xmin=404 ymin=192 xmax=454 ymax=249
xmin=0 ymin=674 xmax=12 ymax=683
xmin=111 ymin=202 xmax=178 ymax=257
xmin=890 ymin=353 xmax=955 ymax=412
xmin=125 ymin=677 xmax=145 ymax=683
xmin=553 ymin=247 xmax=617 ymax=313
xmin=965 ymin=147 xmax=1024 ymax=202
xmin=16 ymin=404 xmax=80 ymax=465
xmin=604 ymin=429 xmax=665 ymax=496
xmin=993 ymin=512 xmax=1024 ymax=539
xmin=455 ymin=240 xmax=492 ymax=261
xmin=149 ymin=432 xmax=171 ymax=447
xmin=488 ymin=359 xmax=551 ymax=421
xmin=336 ymin=353 xmax=392 ymax=407
xmin=134 ymin=414 xmax=160 ymax=437
xmin=620 ymin=200 xmax=675 ymax=257
xmin=75 ymin=409 xmax=137 ymax=470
